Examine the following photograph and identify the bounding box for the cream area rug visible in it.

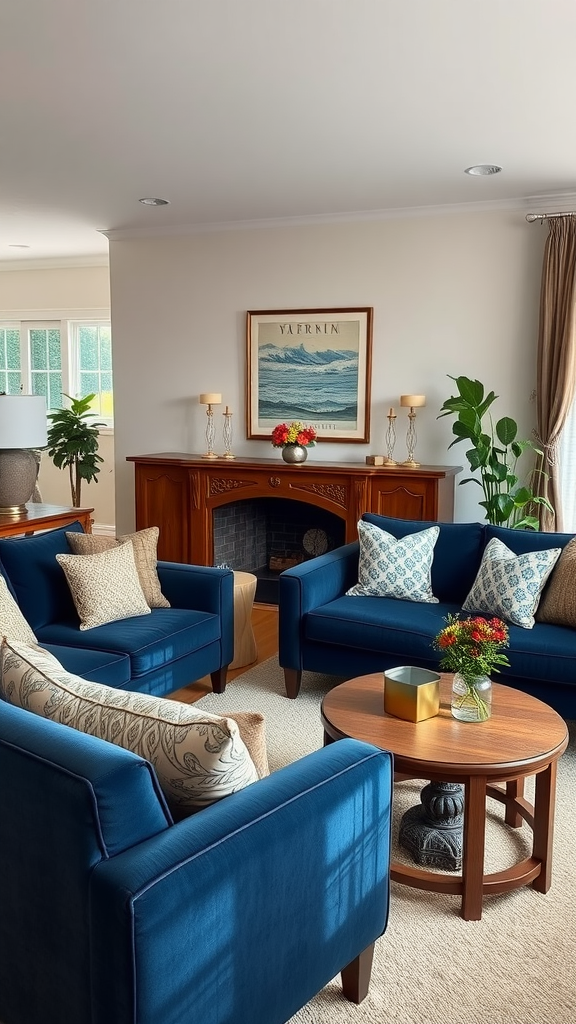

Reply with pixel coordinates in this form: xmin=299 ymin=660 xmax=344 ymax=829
xmin=197 ymin=659 xmax=576 ymax=1024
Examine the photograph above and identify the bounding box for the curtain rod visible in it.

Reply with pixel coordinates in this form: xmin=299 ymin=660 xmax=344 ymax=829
xmin=525 ymin=211 xmax=576 ymax=223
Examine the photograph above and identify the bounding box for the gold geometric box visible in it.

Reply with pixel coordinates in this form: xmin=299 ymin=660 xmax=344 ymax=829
xmin=384 ymin=666 xmax=441 ymax=723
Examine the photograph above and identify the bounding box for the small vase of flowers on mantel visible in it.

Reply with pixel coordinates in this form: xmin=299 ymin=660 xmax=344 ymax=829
xmin=432 ymin=614 xmax=510 ymax=722
xmin=271 ymin=421 xmax=317 ymax=464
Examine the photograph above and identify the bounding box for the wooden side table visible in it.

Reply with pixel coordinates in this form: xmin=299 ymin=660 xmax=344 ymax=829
xmin=321 ymin=673 xmax=568 ymax=920
xmin=230 ymin=571 xmax=258 ymax=670
xmin=0 ymin=503 xmax=94 ymax=539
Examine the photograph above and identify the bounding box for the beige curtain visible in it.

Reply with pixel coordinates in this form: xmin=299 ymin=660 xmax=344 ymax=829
xmin=535 ymin=216 xmax=576 ymax=530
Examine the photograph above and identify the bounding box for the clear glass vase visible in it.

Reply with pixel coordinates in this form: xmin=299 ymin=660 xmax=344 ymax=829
xmin=451 ymin=672 xmax=492 ymax=722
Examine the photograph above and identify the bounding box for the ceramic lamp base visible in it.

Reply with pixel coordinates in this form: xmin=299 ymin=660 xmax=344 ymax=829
xmin=0 ymin=449 xmax=38 ymax=515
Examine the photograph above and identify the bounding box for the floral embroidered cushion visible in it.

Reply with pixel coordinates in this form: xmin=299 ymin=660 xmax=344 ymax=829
xmin=463 ymin=537 xmax=561 ymax=629
xmin=346 ymin=521 xmax=440 ymax=602
xmin=0 ymin=574 xmax=37 ymax=645
xmin=56 ymin=541 xmax=151 ymax=629
xmin=65 ymin=526 xmax=170 ymax=608
xmin=0 ymin=639 xmax=261 ymax=817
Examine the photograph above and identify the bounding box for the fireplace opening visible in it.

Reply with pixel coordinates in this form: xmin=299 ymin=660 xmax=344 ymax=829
xmin=213 ymin=497 xmax=346 ymax=603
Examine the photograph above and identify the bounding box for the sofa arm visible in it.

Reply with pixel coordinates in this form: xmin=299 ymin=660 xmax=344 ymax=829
xmin=157 ymin=561 xmax=233 ymax=616
xmin=89 ymin=739 xmax=392 ymax=1024
xmin=279 ymin=542 xmax=359 ymax=674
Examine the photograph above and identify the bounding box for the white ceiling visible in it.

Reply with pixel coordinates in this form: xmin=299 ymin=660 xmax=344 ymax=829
xmin=2 ymin=0 xmax=576 ymax=266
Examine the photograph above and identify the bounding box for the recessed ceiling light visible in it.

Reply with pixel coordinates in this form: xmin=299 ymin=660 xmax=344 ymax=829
xmin=8 ymin=244 xmax=31 ymax=248
xmin=138 ymin=197 xmax=170 ymax=206
xmin=464 ymin=165 xmax=502 ymax=176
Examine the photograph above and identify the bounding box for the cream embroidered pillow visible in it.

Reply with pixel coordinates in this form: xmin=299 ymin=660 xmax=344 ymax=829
xmin=56 ymin=541 xmax=151 ymax=630
xmin=0 ymin=574 xmax=37 ymax=644
xmin=65 ymin=526 xmax=170 ymax=608
xmin=0 ymin=639 xmax=261 ymax=816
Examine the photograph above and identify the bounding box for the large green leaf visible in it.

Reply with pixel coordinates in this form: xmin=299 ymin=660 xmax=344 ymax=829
xmin=496 ymin=417 xmax=518 ymax=445
xmin=453 ymin=376 xmax=484 ymax=406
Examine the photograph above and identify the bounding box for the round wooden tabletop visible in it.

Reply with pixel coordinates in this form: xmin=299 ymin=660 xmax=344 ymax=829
xmin=321 ymin=673 xmax=568 ymax=777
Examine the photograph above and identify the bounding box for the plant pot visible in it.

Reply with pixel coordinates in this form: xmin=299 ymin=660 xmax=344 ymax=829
xmin=451 ymin=673 xmax=492 ymax=722
xmin=281 ymin=445 xmax=308 ymax=464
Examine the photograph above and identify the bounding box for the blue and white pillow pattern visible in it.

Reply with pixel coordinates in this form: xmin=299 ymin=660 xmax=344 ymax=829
xmin=462 ymin=537 xmax=561 ymax=629
xmin=347 ymin=521 xmax=440 ymax=602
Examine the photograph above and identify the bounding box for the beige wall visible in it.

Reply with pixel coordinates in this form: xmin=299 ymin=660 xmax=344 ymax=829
xmin=0 ymin=264 xmax=116 ymax=530
xmin=110 ymin=210 xmax=546 ymax=532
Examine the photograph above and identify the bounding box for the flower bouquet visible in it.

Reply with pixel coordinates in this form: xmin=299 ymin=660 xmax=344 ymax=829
xmin=271 ymin=421 xmax=317 ymax=448
xmin=432 ymin=614 xmax=510 ymax=721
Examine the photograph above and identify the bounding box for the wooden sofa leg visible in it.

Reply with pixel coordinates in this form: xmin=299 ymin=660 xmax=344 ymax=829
xmin=210 ymin=666 xmax=228 ymax=694
xmin=284 ymin=668 xmax=302 ymax=699
xmin=341 ymin=943 xmax=375 ymax=1004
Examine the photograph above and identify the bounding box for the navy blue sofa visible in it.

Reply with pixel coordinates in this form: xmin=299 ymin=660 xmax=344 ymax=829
xmin=279 ymin=513 xmax=576 ymax=718
xmin=0 ymin=521 xmax=234 ymax=696
xmin=0 ymin=701 xmax=392 ymax=1024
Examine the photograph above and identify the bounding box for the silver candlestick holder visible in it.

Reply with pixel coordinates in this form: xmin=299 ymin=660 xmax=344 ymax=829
xmin=222 ymin=405 xmax=235 ymax=459
xmin=383 ymin=407 xmax=398 ymax=465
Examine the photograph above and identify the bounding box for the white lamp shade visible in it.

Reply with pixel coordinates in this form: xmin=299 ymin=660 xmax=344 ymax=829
xmin=400 ymin=394 xmax=426 ymax=408
xmin=0 ymin=395 xmax=47 ymax=448
xmin=199 ymin=393 xmax=222 ymax=406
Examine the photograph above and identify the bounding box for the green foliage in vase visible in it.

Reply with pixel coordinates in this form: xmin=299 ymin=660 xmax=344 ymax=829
xmin=47 ymin=394 xmax=104 ymax=507
xmin=438 ymin=375 xmax=553 ymax=530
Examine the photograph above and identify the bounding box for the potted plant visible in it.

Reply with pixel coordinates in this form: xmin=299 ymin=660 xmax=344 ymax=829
xmin=47 ymin=394 xmax=105 ymax=507
xmin=438 ymin=375 xmax=553 ymax=530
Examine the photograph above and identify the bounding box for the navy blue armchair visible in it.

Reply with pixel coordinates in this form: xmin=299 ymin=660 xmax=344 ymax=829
xmin=0 ymin=702 xmax=392 ymax=1024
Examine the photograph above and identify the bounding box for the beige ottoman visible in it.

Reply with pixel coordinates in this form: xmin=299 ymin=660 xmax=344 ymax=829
xmin=230 ymin=571 xmax=258 ymax=669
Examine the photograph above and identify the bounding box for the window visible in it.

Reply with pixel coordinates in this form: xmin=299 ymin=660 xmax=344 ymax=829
xmin=558 ymin=403 xmax=576 ymax=531
xmin=0 ymin=318 xmax=113 ymax=426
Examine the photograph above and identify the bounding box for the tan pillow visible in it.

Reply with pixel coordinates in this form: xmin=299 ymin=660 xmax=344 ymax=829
xmin=66 ymin=527 xmax=170 ymax=609
xmin=56 ymin=541 xmax=151 ymax=630
xmin=225 ymin=710 xmax=269 ymax=779
xmin=0 ymin=574 xmax=37 ymax=645
xmin=0 ymin=639 xmax=260 ymax=816
xmin=536 ymin=537 xmax=576 ymax=627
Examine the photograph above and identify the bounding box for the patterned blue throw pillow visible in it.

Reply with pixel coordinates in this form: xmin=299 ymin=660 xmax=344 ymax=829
xmin=462 ymin=537 xmax=561 ymax=628
xmin=347 ymin=521 xmax=440 ymax=602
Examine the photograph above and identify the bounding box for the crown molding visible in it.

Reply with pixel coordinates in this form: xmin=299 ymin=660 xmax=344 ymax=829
xmin=0 ymin=255 xmax=109 ymax=272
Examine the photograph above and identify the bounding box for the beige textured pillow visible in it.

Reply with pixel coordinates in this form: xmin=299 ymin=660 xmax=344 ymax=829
xmin=66 ymin=526 xmax=170 ymax=608
xmin=0 ymin=574 xmax=37 ymax=645
xmin=56 ymin=541 xmax=151 ymax=630
xmin=0 ymin=639 xmax=260 ymax=816
xmin=536 ymin=537 xmax=576 ymax=627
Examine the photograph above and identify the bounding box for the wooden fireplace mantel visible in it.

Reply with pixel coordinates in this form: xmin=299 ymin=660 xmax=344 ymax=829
xmin=127 ymin=453 xmax=462 ymax=565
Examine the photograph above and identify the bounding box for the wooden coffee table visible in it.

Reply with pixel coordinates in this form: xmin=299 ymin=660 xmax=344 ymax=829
xmin=321 ymin=673 xmax=568 ymax=920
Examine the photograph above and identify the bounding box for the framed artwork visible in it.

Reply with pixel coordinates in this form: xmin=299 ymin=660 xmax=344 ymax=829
xmin=246 ymin=307 xmax=373 ymax=443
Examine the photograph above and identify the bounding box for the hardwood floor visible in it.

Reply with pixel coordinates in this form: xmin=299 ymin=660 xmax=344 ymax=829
xmin=170 ymin=603 xmax=279 ymax=705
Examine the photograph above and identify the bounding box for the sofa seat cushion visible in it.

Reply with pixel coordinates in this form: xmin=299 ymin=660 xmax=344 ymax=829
xmin=306 ymin=596 xmax=460 ymax=662
xmin=504 ymin=621 xmax=576 ymax=687
xmin=36 ymin=607 xmax=222 ymax=679
xmin=0 ymin=640 xmax=259 ymax=817
xmin=41 ymin=643 xmax=131 ymax=686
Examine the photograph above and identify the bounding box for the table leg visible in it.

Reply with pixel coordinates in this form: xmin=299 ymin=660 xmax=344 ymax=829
xmin=504 ymin=777 xmax=525 ymax=828
xmin=461 ymin=774 xmax=487 ymax=921
xmin=531 ymin=761 xmax=557 ymax=894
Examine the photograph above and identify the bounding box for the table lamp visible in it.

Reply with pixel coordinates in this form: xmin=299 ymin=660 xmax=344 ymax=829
xmin=0 ymin=394 xmax=48 ymax=514
xmin=400 ymin=394 xmax=426 ymax=467
xmin=199 ymin=393 xmax=222 ymax=459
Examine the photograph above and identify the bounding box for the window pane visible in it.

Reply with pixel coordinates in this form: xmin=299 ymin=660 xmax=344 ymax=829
xmin=49 ymin=375 xmax=63 ymax=411
xmin=30 ymin=330 xmax=48 ymax=370
xmin=7 ymin=330 xmax=20 ymax=370
xmin=48 ymin=330 xmax=61 ymax=369
xmin=7 ymin=372 xmax=21 ymax=393
xmin=100 ymin=331 xmax=112 ymax=371
xmin=79 ymin=327 xmax=98 ymax=370
xmin=32 ymin=373 xmax=49 ymax=400
xmin=80 ymin=372 xmax=99 ymax=396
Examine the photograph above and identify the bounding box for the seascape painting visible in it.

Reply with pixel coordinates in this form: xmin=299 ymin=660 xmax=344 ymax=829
xmin=247 ymin=308 xmax=372 ymax=442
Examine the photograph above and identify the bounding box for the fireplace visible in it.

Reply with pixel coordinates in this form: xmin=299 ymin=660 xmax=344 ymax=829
xmin=213 ymin=497 xmax=346 ymax=603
